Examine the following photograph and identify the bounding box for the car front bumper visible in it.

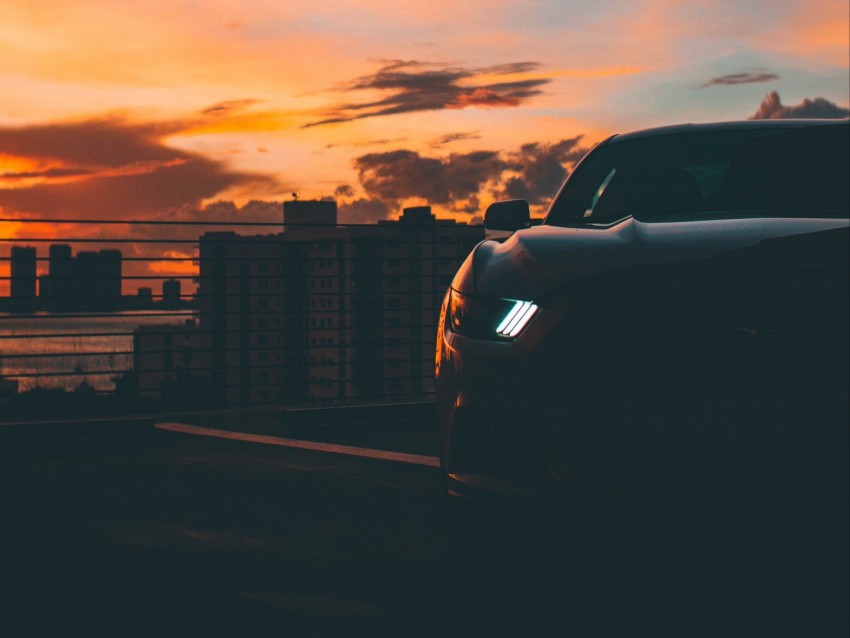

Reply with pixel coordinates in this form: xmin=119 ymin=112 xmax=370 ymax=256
xmin=437 ymin=297 xmax=849 ymax=539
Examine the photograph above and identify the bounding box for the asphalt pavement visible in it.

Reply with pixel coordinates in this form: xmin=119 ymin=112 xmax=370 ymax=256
xmin=1 ymin=415 xmax=847 ymax=636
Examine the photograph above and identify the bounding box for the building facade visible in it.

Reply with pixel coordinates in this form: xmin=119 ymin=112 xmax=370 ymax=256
xmin=10 ymin=246 xmax=37 ymax=304
xmin=135 ymin=200 xmax=484 ymax=407
xmin=38 ymin=245 xmax=123 ymax=310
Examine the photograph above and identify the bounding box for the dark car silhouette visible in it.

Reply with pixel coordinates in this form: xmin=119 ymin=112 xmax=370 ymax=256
xmin=436 ymin=119 xmax=849 ymax=542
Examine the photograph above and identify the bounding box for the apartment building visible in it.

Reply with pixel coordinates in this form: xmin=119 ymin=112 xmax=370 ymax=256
xmin=136 ymin=200 xmax=483 ymax=407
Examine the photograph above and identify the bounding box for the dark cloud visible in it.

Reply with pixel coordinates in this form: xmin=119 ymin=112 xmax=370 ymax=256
xmin=701 ymin=71 xmax=778 ymax=88
xmin=122 ymin=199 xmax=284 ymax=241
xmin=334 ymin=184 xmax=355 ymax=198
xmin=500 ymin=137 xmax=587 ymax=205
xmin=337 ymin=197 xmax=390 ymax=224
xmin=750 ymin=91 xmax=850 ymax=120
xmin=0 ymin=117 xmax=278 ymax=219
xmin=237 ymin=199 xmax=283 ymax=222
xmin=304 ymin=60 xmax=549 ymax=127
xmin=452 ymin=194 xmax=482 ymax=216
xmin=430 ymin=131 xmax=481 ymax=147
xmin=0 ymin=117 xmax=183 ymax=168
xmin=351 ymin=136 xmax=589 ymax=214
xmin=353 ymin=149 xmax=506 ymax=204
xmin=0 ymin=167 xmax=94 ymax=180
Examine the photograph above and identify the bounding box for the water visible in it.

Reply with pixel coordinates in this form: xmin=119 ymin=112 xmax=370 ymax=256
xmin=0 ymin=311 xmax=193 ymax=392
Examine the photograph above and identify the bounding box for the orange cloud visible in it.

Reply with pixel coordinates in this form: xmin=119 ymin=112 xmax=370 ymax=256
xmin=147 ymin=250 xmax=197 ymax=277
xmin=447 ymin=89 xmax=521 ymax=109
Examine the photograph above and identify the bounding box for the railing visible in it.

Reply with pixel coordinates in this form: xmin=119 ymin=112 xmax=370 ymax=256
xmin=1 ymin=214 xmax=484 ymax=421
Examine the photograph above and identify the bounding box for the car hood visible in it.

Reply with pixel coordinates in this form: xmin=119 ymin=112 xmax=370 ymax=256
xmin=471 ymin=216 xmax=850 ymax=300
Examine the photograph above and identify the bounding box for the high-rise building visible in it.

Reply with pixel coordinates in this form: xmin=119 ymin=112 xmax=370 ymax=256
xmin=135 ymin=199 xmax=484 ymax=407
xmin=188 ymin=201 xmax=483 ymax=407
xmin=38 ymin=246 xmax=123 ymax=310
xmin=134 ymin=321 xmax=207 ymax=403
xmin=283 ymin=199 xmax=337 ymax=229
xmin=137 ymin=287 xmax=153 ymax=306
xmin=74 ymin=251 xmax=100 ymax=308
xmin=10 ymin=246 xmax=37 ymax=302
xmin=162 ymin=279 xmax=181 ymax=307
xmin=96 ymin=250 xmax=122 ymax=308
xmin=48 ymin=244 xmax=73 ymax=304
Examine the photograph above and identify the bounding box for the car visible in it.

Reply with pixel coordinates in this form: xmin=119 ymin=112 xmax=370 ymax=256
xmin=436 ymin=119 xmax=849 ymax=542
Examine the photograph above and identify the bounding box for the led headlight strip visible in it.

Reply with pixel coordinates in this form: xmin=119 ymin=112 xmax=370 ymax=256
xmin=495 ymin=300 xmax=539 ymax=338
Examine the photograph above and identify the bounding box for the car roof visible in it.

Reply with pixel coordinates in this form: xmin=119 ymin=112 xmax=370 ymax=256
xmin=610 ymin=118 xmax=850 ymax=144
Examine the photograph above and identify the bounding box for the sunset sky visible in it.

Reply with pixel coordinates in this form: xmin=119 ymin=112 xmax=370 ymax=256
xmin=1 ymin=0 xmax=848 ymax=291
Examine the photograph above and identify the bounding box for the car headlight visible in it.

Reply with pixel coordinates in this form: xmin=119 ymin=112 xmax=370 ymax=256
xmin=447 ymin=288 xmax=539 ymax=340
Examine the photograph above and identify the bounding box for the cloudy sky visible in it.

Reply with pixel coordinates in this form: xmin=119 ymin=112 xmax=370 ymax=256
xmin=1 ymin=0 xmax=848 ymax=290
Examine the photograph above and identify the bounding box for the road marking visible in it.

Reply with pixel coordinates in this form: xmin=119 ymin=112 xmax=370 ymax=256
xmin=155 ymin=422 xmax=440 ymax=468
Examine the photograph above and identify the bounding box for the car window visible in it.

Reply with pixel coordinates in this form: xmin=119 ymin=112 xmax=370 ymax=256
xmin=546 ymin=123 xmax=850 ymax=227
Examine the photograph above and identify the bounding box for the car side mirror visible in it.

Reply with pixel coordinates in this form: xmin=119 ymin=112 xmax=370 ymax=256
xmin=484 ymin=199 xmax=531 ymax=232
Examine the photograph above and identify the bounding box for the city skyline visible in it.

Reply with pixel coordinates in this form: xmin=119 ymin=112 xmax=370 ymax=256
xmin=134 ymin=200 xmax=484 ymax=407
xmin=1 ymin=200 xmax=483 ymax=408
xmin=1 ymin=197 xmax=482 ymax=300
xmin=1 ymin=0 xmax=849 ymax=293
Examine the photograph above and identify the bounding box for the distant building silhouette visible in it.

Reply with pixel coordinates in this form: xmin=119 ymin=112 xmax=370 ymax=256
xmin=162 ymin=279 xmax=181 ymax=308
xmin=10 ymin=246 xmax=37 ymax=309
xmin=35 ymin=244 xmax=123 ymax=310
xmin=95 ymin=250 xmax=122 ymax=308
xmin=134 ymin=200 xmax=484 ymax=407
xmin=283 ymin=199 xmax=337 ymax=228
xmin=137 ymin=287 xmax=153 ymax=306
xmin=47 ymin=244 xmax=73 ymax=305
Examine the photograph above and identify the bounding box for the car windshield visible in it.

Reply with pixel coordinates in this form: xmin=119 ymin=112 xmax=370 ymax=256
xmin=545 ymin=123 xmax=850 ymax=227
